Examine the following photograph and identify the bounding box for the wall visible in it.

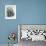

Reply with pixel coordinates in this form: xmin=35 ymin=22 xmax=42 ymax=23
xmin=0 ymin=0 xmax=46 ymax=44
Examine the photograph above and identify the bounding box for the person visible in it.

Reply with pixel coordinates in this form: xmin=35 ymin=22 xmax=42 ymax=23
xmin=7 ymin=7 xmax=14 ymax=17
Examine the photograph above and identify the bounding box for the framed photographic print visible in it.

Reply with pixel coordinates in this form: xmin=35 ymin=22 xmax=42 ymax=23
xmin=18 ymin=24 xmax=46 ymax=41
xmin=5 ymin=5 xmax=16 ymax=19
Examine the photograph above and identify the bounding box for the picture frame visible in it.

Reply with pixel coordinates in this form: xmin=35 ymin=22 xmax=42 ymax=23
xmin=5 ymin=5 xmax=16 ymax=19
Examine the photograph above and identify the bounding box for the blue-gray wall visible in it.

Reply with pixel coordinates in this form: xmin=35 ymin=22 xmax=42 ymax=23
xmin=0 ymin=0 xmax=46 ymax=44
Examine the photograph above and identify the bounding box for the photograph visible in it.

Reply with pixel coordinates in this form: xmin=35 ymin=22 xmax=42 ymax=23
xmin=5 ymin=5 xmax=16 ymax=19
xmin=18 ymin=24 xmax=46 ymax=46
